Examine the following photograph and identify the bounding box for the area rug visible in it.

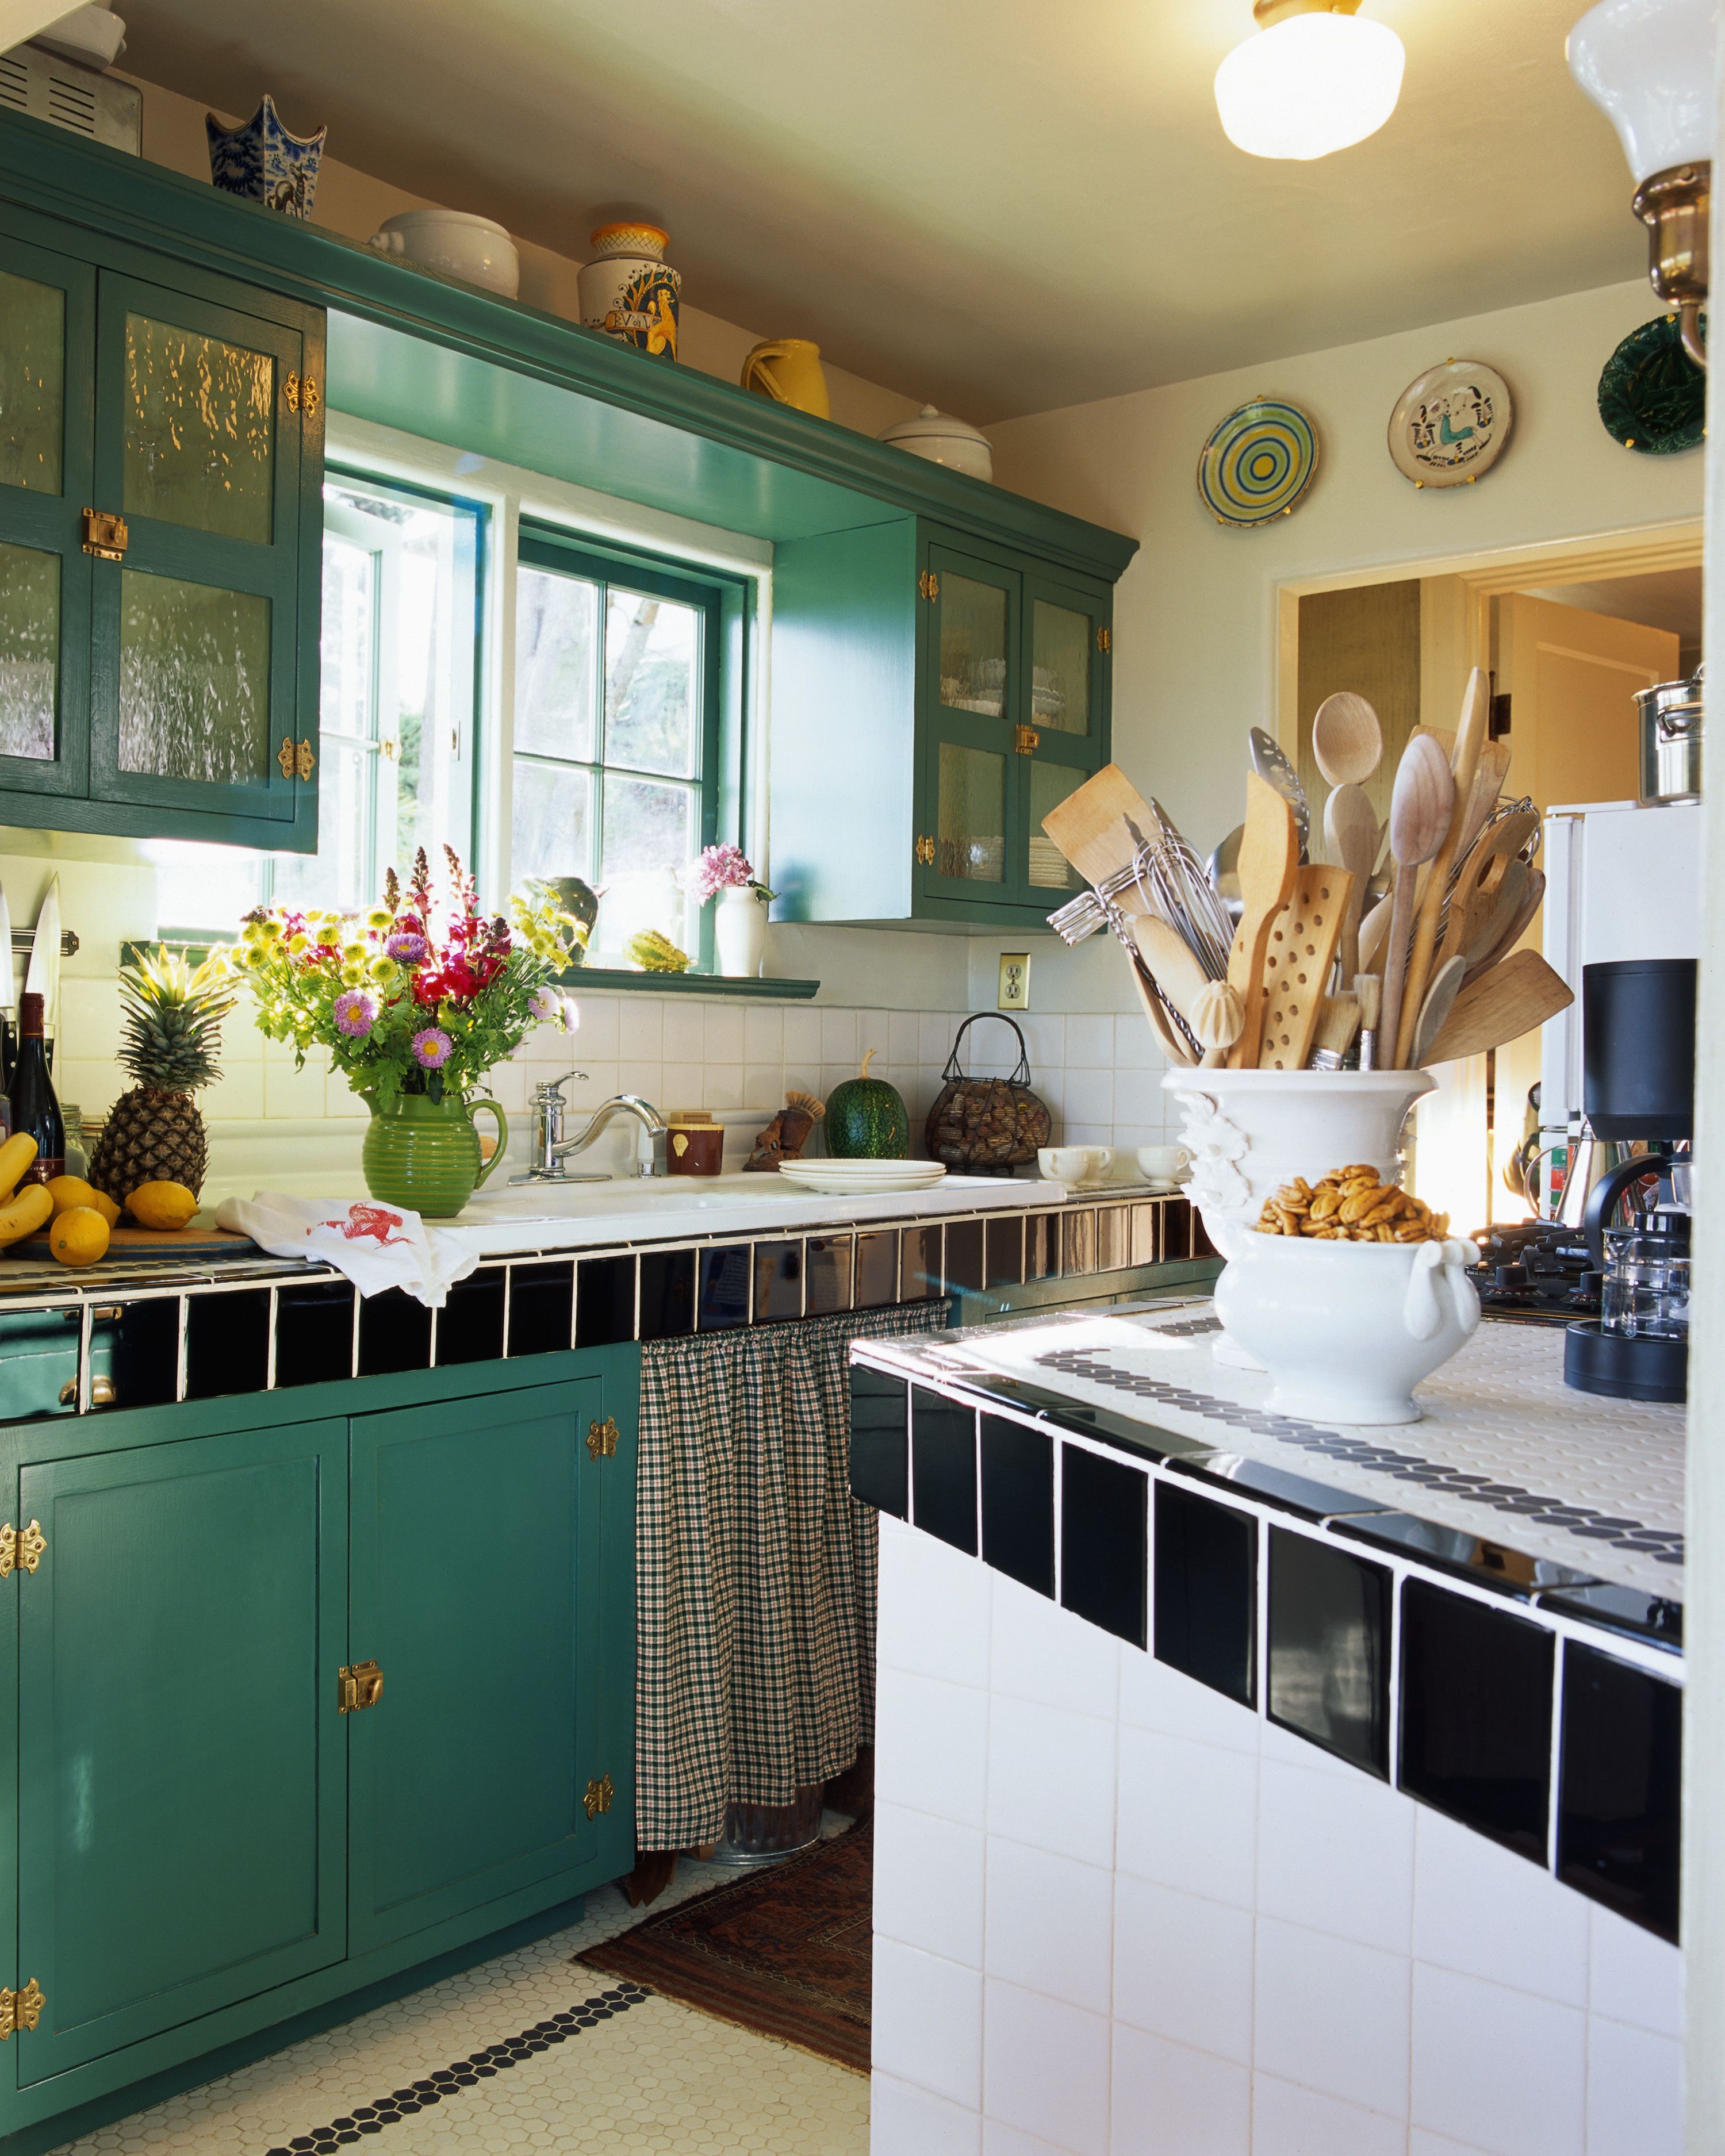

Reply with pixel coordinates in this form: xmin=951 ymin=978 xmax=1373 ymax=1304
xmin=576 ymin=1822 xmax=872 ymax=2074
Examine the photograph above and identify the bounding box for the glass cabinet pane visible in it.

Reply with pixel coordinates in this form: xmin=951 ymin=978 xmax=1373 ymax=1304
xmin=937 ymin=742 xmax=1005 ymax=882
xmin=1031 ymin=598 xmax=1091 ymax=736
xmin=939 ymin=574 xmax=1009 ymax=719
xmin=118 ymin=569 xmax=271 ymax=784
xmin=1027 ymin=762 xmax=1082 ymax=889
xmin=0 ymin=270 xmax=64 ymax=494
xmin=0 ymin=540 xmax=57 ymax=760
xmin=122 ymin=313 xmax=275 ymax=545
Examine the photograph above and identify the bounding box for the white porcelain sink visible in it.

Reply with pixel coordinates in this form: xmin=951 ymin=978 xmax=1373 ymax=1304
xmin=462 ymin=1173 xmax=784 ymax=1220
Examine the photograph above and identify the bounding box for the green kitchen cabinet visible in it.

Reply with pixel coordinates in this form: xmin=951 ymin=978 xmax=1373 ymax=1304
xmin=0 ymin=203 xmax=324 ymax=851
xmin=770 ymin=518 xmax=1117 ymax=930
xmin=0 ymin=1350 xmax=635 ymax=2154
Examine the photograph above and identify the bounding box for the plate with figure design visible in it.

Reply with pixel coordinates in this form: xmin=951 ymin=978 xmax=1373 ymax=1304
xmin=1388 ymin=359 xmax=1513 ymax=488
xmin=1196 ymin=398 xmax=1318 ymax=527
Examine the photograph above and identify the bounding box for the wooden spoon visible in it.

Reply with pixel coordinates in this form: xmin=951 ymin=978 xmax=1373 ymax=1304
xmin=1129 ymin=957 xmax=1196 ymax=1065
xmin=1459 ymin=858 xmax=1529 ymax=972
xmin=1412 ymin=954 xmax=1469 ymax=1066
xmin=1424 ymin=948 xmax=1574 ymax=1063
xmin=1312 ymin=692 xmax=1383 ymax=787
xmin=1378 ymin=732 xmax=1456 ymax=1071
xmin=1227 ymin=772 xmax=1301 ymax=1067
xmin=1463 ymin=868 xmax=1546 ymax=984
xmin=1130 ymin=916 xmax=1211 ymax=1025
xmin=1394 ymin=667 xmax=1491 ymax=1068
xmin=1323 ymin=781 xmax=1378 ymax=982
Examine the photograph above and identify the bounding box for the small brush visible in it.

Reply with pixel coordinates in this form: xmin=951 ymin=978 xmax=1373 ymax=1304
xmin=1309 ymin=995 xmax=1361 ymax=1071
xmin=1354 ymin=973 xmax=1382 ymax=1071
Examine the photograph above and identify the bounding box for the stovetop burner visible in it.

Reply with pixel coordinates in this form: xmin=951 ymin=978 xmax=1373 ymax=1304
xmin=1470 ymin=1220 xmax=1601 ymax=1328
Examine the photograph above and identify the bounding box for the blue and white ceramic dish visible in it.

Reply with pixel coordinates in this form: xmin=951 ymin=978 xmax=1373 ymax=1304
xmin=206 ymin=96 xmax=327 ymax=219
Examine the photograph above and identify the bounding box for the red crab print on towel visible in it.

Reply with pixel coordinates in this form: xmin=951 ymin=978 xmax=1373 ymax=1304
xmin=313 ymin=1203 xmax=412 ymax=1249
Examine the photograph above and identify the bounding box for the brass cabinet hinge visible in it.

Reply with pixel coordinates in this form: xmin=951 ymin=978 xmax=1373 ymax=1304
xmin=278 ymin=737 xmax=316 ymax=781
xmin=337 ymin=1659 xmax=384 ymax=1714
xmin=0 ymin=1521 xmax=45 ymax=1578
xmin=295 ymin=738 xmax=316 ymax=779
xmin=283 ymin=372 xmax=321 ymax=417
xmin=585 ymin=1416 xmax=619 ymax=1461
xmin=582 ymin=1773 xmax=615 ymax=1820
xmin=80 ymin=508 xmax=127 ymax=561
xmin=0 ymin=1981 xmax=44 ymax=2038
xmin=1014 ymin=724 xmax=1040 ymax=755
xmin=1096 ymin=625 xmax=1111 ymax=654
xmin=917 ymin=570 xmax=940 ymax=603
xmin=914 ymin=834 xmax=936 ymax=866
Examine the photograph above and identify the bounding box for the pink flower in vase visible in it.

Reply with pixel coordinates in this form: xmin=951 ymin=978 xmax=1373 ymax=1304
xmin=411 ymin=1026 xmax=454 ymax=1070
xmin=333 ymin=989 xmax=378 ymax=1037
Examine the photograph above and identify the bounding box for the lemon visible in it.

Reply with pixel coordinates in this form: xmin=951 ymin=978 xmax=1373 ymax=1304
xmin=45 ymin=1176 xmax=121 ymax=1226
xmin=49 ymin=1206 xmax=109 ymax=1268
xmin=126 ymin=1180 xmax=198 ymax=1232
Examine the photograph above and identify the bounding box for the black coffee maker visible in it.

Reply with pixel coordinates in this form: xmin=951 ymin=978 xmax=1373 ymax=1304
xmin=1563 ymin=958 xmax=1694 ymax=1403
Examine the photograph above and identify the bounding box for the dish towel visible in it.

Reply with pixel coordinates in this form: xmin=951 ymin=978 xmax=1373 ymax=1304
xmin=214 ymin=1192 xmax=481 ymax=1309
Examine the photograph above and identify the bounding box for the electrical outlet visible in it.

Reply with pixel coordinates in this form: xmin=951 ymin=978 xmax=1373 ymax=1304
xmin=998 ymin=953 xmax=1030 ymax=1010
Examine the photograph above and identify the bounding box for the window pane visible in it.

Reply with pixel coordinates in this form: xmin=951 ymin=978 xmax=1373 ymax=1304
xmin=271 ymin=740 xmax=370 ymax=915
xmin=937 ymin=742 xmax=1005 ymax=882
xmin=0 ymin=539 xmax=57 ymax=759
xmin=1032 ymin=599 xmax=1090 ymax=736
xmin=512 ymin=759 xmax=592 ymax=885
xmin=149 ymin=840 xmax=265 ymax=934
xmin=118 ymin=569 xmax=271 ymax=783
xmin=0 ymin=268 xmax=64 ymax=494
xmin=122 ymin=313 xmax=275 ymax=545
xmin=515 ymin=566 xmax=596 ymax=761
xmin=605 ymin=588 xmax=697 ymax=777
xmin=321 ymin=532 xmax=374 ymax=742
xmin=596 ymin=773 xmax=697 ymax=960
xmin=940 ymin=574 xmax=1007 ymax=718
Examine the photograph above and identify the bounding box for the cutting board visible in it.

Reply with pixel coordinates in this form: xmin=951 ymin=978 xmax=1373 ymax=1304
xmin=8 ymin=1222 xmax=259 ymax=1264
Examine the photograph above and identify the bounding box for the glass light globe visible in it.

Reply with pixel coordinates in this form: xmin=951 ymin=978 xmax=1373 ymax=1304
xmin=1214 ymin=10 xmax=1407 ymax=160
xmin=1567 ymin=0 xmax=1719 ymax=181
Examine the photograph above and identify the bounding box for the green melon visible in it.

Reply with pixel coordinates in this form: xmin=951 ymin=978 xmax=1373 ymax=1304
xmin=825 ymin=1050 xmax=910 ymax=1159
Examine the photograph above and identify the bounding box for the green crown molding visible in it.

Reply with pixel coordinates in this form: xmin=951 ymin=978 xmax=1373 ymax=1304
xmin=0 ymin=108 xmax=1138 ymax=581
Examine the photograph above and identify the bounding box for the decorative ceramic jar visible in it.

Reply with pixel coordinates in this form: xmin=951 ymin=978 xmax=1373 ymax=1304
xmin=877 ymin=403 xmax=994 ymax=481
xmin=578 ymin=223 xmax=680 ymax=360
xmin=741 ymin=339 xmax=830 ymax=417
xmin=714 ymin=887 xmax=769 ymax=977
xmin=370 ymin=210 xmax=519 ymax=297
xmin=205 ymin=96 xmax=327 ymax=218
xmin=361 ymin=1091 xmax=508 ymax=1219
xmin=1214 ymin=1233 xmax=1481 ymax=1425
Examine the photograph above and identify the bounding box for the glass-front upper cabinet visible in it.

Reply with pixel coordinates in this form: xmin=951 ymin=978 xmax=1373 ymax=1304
xmin=0 ymin=209 xmax=323 ymax=850
xmin=919 ymin=534 xmax=1110 ymax=916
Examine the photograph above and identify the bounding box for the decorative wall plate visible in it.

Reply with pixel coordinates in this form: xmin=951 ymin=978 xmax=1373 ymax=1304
xmin=1197 ymin=398 xmax=1318 ymax=527
xmin=1598 ymin=315 xmax=1706 ymax=455
xmin=1387 ymin=360 xmax=1513 ymax=488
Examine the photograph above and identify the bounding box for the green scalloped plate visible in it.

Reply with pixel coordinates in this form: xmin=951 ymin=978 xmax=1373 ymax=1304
xmin=1598 ymin=315 xmax=1706 ymax=455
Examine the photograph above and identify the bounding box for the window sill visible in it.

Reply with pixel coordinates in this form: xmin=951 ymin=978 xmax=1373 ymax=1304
xmin=555 ymin=967 xmax=819 ymax=1000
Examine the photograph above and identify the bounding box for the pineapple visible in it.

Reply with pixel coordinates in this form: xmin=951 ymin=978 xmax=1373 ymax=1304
xmin=88 ymin=950 xmax=234 ymax=1204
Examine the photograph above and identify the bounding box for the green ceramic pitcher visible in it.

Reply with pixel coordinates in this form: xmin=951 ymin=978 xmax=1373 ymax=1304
xmin=360 ymin=1090 xmax=509 ymax=1219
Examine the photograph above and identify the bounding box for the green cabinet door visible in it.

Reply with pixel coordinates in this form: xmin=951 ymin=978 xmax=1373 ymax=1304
xmin=1019 ymin=568 xmax=1110 ymax=910
xmin=13 ymin=1419 xmax=348 ymax=2085
xmin=87 ymin=272 xmax=308 ymax=829
xmin=347 ymin=1382 xmax=614 ymax=1952
xmin=0 ymin=227 xmax=93 ymax=804
xmin=921 ymin=544 xmax=1020 ymax=905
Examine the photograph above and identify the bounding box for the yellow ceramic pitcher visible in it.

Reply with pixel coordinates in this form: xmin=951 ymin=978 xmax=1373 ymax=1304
xmin=741 ymin=339 xmax=830 ymax=419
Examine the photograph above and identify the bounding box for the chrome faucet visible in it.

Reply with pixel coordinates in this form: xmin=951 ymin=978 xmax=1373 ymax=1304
xmin=510 ymin=1077 xmax=670 ymax=1183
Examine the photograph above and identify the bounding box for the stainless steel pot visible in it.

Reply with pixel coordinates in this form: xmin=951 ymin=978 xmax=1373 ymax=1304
xmin=1636 ymin=666 xmax=1703 ymax=804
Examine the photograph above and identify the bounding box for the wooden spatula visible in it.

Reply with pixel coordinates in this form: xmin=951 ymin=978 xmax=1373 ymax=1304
xmin=1228 ymin=773 xmax=1301 ymax=1067
xmin=1463 ymin=868 xmax=1546 ymax=983
xmin=1459 ymin=858 xmax=1529 ymax=972
xmin=1378 ymin=732 xmax=1455 ymax=1070
xmin=1424 ymin=949 xmax=1574 ymax=1062
xmin=1130 ymin=916 xmax=1211 ymax=1025
xmin=1041 ymin=764 xmax=1162 ymax=889
xmin=1257 ymin=864 xmax=1354 ymax=1071
xmin=1412 ymin=954 xmax=1469 ymax=1066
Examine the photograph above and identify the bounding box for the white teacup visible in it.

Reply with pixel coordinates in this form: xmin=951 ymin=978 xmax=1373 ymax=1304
xmin=1136 ymin=1144 xmax=1193 ymax=1186
xmin=1038 ymin=1145 xmax=1111 ymax=1186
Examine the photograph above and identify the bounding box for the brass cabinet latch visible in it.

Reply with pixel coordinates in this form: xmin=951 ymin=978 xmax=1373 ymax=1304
xmin=0 ymin=1521 xmax=45 ymax=1578
xmin=337 ymin=1660 xmax=385 ymax=1714
xmin=1014 ymin=724 xmax=1040 ymax=755
xmin=283 ymin=372 xmax=321 ymax=417
xmin=917 ymin=570 xmax=940 ymax=602
xmin=914 ymin=834 xmax=936 ymax=866
xmin=0 ymin=1981 xmax=44 ymax=2038
xmin=585 ymin=1417 xmax=619 ymax=1461
xmin=278 ymin=738 xmax=317 ymax=781
xmin=1096 ymin=626 xmax=1111 ymax=654
xmin=582 ymin=1773 xmax=615 ymax=1820
xmin=80 ymin=508 xmax=128 ymax=561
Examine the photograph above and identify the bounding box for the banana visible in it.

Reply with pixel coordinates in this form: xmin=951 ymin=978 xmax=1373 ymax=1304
xmin=0 ymin=1184 xmax=53 ymax=1248
xmin=0 ymin=1133 xmax=38 ymax=1200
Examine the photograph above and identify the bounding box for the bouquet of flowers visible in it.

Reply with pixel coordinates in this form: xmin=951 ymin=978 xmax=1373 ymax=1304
xmin=686 ymin=842 xmax=774 ymax=904
xmin=232 ymin=847 xmax=577 ymax=1111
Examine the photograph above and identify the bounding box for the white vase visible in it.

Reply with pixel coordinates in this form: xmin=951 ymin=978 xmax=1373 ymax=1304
xmin=714 ymin=888 xmax=768 ymax=977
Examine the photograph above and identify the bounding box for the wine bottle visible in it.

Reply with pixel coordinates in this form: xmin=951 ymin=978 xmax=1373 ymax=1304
xmin=10 ymin=991 xmax=63 ymax=1184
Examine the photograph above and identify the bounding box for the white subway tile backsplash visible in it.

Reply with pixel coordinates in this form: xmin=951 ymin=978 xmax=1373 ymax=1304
xmin=1113 ymin=1874 xmax=1254 ymax=2066
xmin=264 ymin=1056 xmax=328 ymax=1119
xmin=874 ymin=1938 xmax=984 ymax=2111
xmin=1250 ymin=2075 xmax=1405 ymax=2156
xmin=783 ymin=1007 xmax=823 ymax=1066
xmin=618 ymin=999 xmax=662 ymax=1059
xmin=661 ymin=1002 xmax=705 ymax=1061
xmin=1588 ymin=1905 xmax=1684 ymax=2039
xmin=875 ymin=1802 xmax=987 ymax=1970
xmin=988 ymin=1695 xmax=1117 ymax=1870
xmin=615 ymin=1059 xmax=664 ymax=1104
xmin=703 ymin=1068 xmax=743 ymax=1110
xmin=822 ymin=1007 xmax=858 ymax=1062
xmin=1413 ymin=1808 xmax=1588 ymax=2007
xmin=1118 ymin=1647 xmax=1260 ymax=1755
xmin=1584 ymin=2015 xmax=1681 ymax=2156
xmin=568 ymin=996 xmax=619 ymax=1058
xmin=1116 ymin=1727 xmax=1258 ymax=1909
xmin=703 ymin=1004 xmax=745 ymax=1063
xmin=984 ymin=1839 xmax=1114 ymax=2016
xmin=661 ymin=1062 xmax=706 ymax=1111
xmin=744 ymin=1068 xmax=785 ymax=1112
xmin=871 ymin=2071 xmax=983 ymax=2156
xmin=1111 ymin=2027 xmax=1251 ymax=2156
xmin=1060 ymin=1068 xmax=1114 ymax=1127
xmin=921 ymin=1010 xmax=955 ymax=1064
xmin=1065 ymin=1015 xmax=1114 ymax=1068
xmin=1256 ymin=1758 xmax=1414 ymax=1956
xmin=1410 ymin=1964 xmax=1585 ymax=2156
xmin=890 ymin=1009 xmax=922 ymax=1065
xmin=879 ymin=1520 xmax=992 ymax=1689
xmin=1254 ymin=1919 xmax=1410 ymax=2120
xmin=743 ymin=1004 xmax=785 ymax=1064
xmin=983 ymin=1979 xmax=1111 ymax=2156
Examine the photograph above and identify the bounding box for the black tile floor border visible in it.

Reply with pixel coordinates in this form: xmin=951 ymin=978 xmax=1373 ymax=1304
xmin=266 ymin=1982 xmax=654 ymax=2151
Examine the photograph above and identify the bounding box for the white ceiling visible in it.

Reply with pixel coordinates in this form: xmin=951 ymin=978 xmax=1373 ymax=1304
xmin=120 ymin=0 xmax=1647 ymax=423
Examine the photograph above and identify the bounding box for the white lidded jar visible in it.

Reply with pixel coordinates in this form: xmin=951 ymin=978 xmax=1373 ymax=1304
xmin=369 ymin=209 xmax=520 ymax=297
xmin=877 ymin=404 xmax=994 ymax=481
xmin=577 ymin=222 xmax=681 ymax=360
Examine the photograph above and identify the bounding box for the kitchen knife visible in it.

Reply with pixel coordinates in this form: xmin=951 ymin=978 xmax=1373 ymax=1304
xmin=0 ymin=881 xmax=13 ymax=1089
xmin=25 ymin=876 xmax=60 ymax=1059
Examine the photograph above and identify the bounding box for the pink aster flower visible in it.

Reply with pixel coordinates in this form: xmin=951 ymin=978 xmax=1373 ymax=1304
xmin=333 ymin=989 xmax=378 ymax=1038
xmin=531 ymin=985 xmax=562 ymax=1022
xmin=387 ymin=930 xmax=429 ymax=963
xmin=411 ymin=1026 xmax=453 ymax=1070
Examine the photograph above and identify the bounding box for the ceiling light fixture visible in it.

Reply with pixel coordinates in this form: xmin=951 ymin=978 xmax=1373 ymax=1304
xmin=1214 ymin=0 xmax=1406 ymax=162
xmin=1569 ymin=0 xmax=1718 ymax=367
